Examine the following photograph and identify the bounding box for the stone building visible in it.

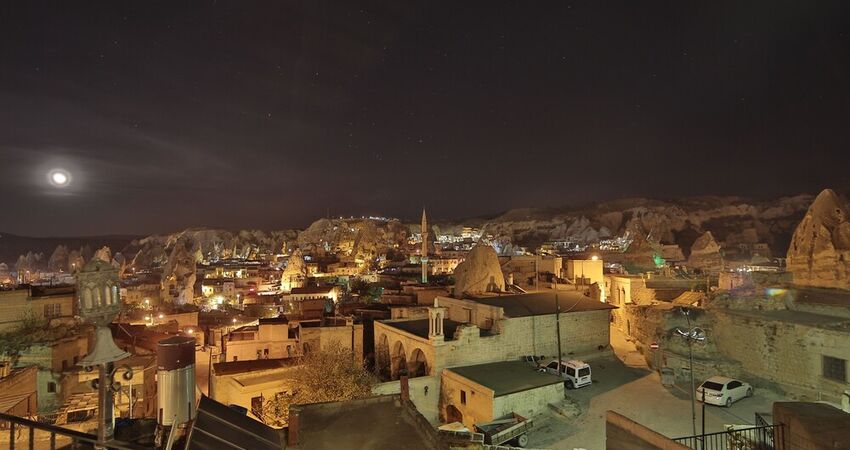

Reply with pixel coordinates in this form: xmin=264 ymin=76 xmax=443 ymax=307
xmin=0 ymin=285 xmax=76 ymax=332
xmin=613 ymin=287 xmax=850 ymax=406
xmin=222 ymin=316 xmax=363 ymax=363
xmin=441 ymin=360 xmax=564 ymax=429
xmin=565 ymin=258 xmax=603 ymax=287
xmin=375 ymin=292 xmax=613 ymax=381
xmin=210 ymin=358 xmax=297 ymax=422
xmin=14 ymin=333 xmax=91 ymax=413
xmin=297 ymin=317 xmax=364 ymax=358
xmin=374 ymin=291 xmax=614 ymax=422
xmin=223 ymin=317 xmax=299 ymax=362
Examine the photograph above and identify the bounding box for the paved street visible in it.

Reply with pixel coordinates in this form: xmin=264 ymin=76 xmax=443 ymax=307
xmin=529 ymin=329 xmax=784 ymax=449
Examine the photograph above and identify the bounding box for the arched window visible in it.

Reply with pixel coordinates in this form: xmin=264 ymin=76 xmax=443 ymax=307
xmin=83 ymin=288 xmax=93 ymax=310
xmin=93 ymin=288 xmax=102 ymax=307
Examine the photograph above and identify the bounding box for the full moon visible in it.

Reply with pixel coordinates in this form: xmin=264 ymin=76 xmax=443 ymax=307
xmin=48 ymin=169 xmax=71 ymax=187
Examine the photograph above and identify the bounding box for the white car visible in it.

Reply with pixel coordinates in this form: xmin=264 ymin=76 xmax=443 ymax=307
xmin=541 ymin=359 xmax=592 ymax=389
xmin=697 ymin=376 xmax=753 ymax=407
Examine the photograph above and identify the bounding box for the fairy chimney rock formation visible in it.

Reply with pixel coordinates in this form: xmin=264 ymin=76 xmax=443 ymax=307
xmin=688 ymin=231 xmax=724 ymax=273
xmin=787 ymin=189 xmax=850 ymax=290
xmin=452 ymin=244 xmax=505 ymax=297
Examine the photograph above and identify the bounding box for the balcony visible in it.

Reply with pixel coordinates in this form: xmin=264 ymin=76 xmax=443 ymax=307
xmin=0 ymin=412 xmax=149 ymax=450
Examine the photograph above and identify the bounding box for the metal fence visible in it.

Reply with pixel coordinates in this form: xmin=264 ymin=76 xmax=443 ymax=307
xmin=0 ymin=412 xmax=149 ymax=450
xmin=673 ymin=424 xmax=784 ymax=450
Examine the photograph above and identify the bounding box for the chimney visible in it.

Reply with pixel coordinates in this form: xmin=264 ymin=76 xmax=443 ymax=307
xmin=288 ymin=406 xmax=301 ymax=446
xmin=399 ymin=370 xmax=410 ymax=402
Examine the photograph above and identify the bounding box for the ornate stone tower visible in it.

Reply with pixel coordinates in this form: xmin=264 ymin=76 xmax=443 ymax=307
xmin=421 ymin=208 xmax=429 ymax=284
xmin=76 ymin=258 xmax=130 ymax=443
xmin=428 ymin=298 xmax=446 ymax=342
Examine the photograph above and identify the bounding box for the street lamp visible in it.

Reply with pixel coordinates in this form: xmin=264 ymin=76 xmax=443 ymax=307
xmin=675 ymin=307 xmax=707 ymax=440
xmin=76 ymin=259 xmax=131 ymax=446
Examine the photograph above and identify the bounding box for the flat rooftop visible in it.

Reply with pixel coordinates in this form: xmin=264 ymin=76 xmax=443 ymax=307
xmin=724 ymin=308 xmax=850 ymax=329
xmin=793 ymin=286 xmax=850 ymax=307
xmin=446 ymin=360 xmax=563 ymax=396
xmin=468 ymin=291 xmax=616 ymax=318
xmin=213 ymin=358 xmax=296 ymax=376
xmin=235 ymin=371 xmax=290 ymax=387
xmin=297 ymin=395 xmax=438 ymax=450
xmin=382 ymin=318 xmax=467 ymax=341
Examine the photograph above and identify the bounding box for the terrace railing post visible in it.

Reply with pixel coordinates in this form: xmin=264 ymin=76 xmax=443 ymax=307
xmin=28 ymin=426 xmax=34 ymax=450
xmin=10 ymin=422 xmax=15 ymax=450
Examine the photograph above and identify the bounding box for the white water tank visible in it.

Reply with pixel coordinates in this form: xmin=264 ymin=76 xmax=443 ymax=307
xmin=157 ymin=336 xmax=196 ymax=426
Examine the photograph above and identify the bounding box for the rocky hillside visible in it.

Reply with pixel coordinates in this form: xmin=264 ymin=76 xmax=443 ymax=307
xmin=443 ymin=194 xmax=814 ymax=256
xmin=296 ymin=218 xmax=409 ymax=258
xmin=1 ymin=193 xmax=821 ymax=272
xmin=124 ymin=228 xmax=299 ymax=269
xmin=0 ymin=233 xmax=138 ymax=268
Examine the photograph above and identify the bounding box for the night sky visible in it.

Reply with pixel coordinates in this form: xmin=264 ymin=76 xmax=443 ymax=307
xmin=2 ymin=1 xmax=850 ymax=236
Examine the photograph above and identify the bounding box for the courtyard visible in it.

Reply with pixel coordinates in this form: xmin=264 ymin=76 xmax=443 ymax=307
xmin=528 ymin=329 xmax=785 ymax=449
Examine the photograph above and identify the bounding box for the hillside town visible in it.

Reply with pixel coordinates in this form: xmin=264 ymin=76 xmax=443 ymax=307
xmin=1 ymin=190 xmax=849 ymax=449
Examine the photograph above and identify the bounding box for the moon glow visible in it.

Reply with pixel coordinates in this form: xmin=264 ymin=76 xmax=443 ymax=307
xmin=48 ymin=169 xmax=71 ymax=187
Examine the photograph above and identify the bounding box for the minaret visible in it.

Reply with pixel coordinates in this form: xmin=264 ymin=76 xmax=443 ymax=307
xmin=421 ymin=208 xmax=429 ymax=284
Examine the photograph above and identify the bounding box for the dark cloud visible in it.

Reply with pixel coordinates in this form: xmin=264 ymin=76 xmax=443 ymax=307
xmin=2 ymin=1 xmax=850 ymax=236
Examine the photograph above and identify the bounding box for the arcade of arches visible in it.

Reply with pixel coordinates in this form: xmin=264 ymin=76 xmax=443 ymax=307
xmin=376 ymin=333 xmax=431 ymax=380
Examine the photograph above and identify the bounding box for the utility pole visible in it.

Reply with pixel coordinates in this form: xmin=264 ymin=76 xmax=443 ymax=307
xmin=554 ymin=275 xmax=564 ymax=398
xmin=535 ymin=254 xmax=539 ymax=291
xmin=676 ymin=308 xmax=706 ymax=440
xmin=701 ymin=388 xmax=706 ymax=449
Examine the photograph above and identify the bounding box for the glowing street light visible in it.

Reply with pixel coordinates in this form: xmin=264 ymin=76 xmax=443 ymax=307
xmin=676 ymin=307 xmax=707 ymax=440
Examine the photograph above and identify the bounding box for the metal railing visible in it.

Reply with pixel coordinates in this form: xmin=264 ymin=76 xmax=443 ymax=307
xmin=0 ymin=412 xmax=150 ymax=450
xmin=673 ymin=424 xmax=784 ymax=450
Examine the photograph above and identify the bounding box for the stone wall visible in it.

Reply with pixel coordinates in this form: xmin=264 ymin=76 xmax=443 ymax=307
xmin=0 ymin=366 xmax=37 ymax=417
xmin=493 ymin=383 xmax=564 ymax=421
xmin=607 ymin=275 xmax=668 ymax=306
xmin=372 ymin=375 xmax=440 ymax=423
xmin=211 ymin=366 xmax=295 ymax=418
xmin=436 ymin=310 xmax=611 ymax=370
xmin=612 ymin=304 xmax=741 ymax=380
xmin=711 ymin=310 xmax=850 ymax=403
xmin=774 ymin=402 xmax=850 ymax=450
xmin=606 ymin=411 xmax=691 ymax=450
xmin=300 ymin=323 xmax=364 ymax=360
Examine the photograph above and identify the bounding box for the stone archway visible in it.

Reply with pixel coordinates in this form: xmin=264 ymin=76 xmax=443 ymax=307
xmin=391 ymin=341 xmax=407 ymax=380
xmin=376 ymin=334 xmax=391 ymax=380
xmin=408 ymin=348 xmax=428 ymax=377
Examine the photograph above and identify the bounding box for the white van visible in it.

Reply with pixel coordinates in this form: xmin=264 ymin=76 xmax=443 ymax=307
xmin=541 ymin=359 xmax=592 ymax=388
